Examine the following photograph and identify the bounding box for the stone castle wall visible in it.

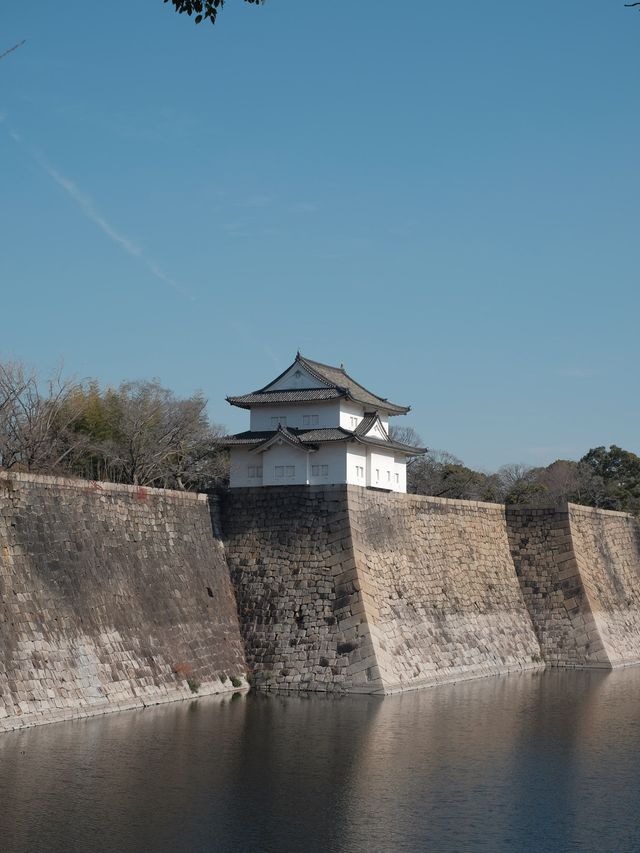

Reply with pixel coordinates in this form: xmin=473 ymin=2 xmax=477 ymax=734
xmin=0 ymin=473 xmax=247 ymax=731
xmin=221 ymin=487 xmax=382 ymax=692
xmin=3 ymin=475 xmax=640 ymax=723
xmin=348 ymin=489 xmax=544 ymax=691
xmin=223 ymin=486 xmax=544 ymax=693
xmin=506 ymin=506 xmax=608 ymax=667
xmin=568 ymin=504 xmax=640 ymax=667
xmin=506 ymin=504 xmax=640 ymax=669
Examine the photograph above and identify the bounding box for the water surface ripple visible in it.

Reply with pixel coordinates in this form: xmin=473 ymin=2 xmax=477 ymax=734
xmin=1 ymin=669 xmax=640 ymax=853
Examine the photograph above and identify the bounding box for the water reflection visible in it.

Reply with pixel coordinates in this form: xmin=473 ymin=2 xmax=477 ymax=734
xmin=1 ymin=670 xmax=640 ymax=852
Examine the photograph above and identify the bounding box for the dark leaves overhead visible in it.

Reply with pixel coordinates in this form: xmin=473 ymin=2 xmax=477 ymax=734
xmin=165 ymin=0 xmax=264 ymax=26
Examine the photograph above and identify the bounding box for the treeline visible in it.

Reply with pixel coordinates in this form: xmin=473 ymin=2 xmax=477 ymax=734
xmin=0 ymin=362 xmax=228 ymax=491
xmin=1 ymin=361 xmax=638 ymax=513
xmin=395 ymin=431 xmax=640 ymax=516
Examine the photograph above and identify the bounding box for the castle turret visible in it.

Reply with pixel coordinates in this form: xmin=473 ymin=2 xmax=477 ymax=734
xmin=223 ymin=353 xmax=425 ymax=492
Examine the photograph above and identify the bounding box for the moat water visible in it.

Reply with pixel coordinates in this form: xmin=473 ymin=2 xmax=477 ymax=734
xmin=2 ymin=669 xmax=640 ymax=853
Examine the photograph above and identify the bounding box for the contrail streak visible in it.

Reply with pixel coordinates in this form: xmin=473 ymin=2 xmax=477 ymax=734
xmin=4 ymin=118 xmax=194 ymax=300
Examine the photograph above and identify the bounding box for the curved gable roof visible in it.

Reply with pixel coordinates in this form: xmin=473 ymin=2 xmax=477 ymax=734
xmin=227 ymin=353 xmax=410 ymax=415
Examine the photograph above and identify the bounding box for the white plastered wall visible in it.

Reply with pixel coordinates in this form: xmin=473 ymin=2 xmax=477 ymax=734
xmin=338 ymin=400 xmax=365 ymax=430
xmin=259 ymin=443 xmax=309 ymax=486
xmin=394 ymin=456 xmax=407 ymax=493
xmin=250 ymin=400 xmax=341 ymax=431
xmin=367 ymin=448 xmax=397 ymax=490
xmin=265 ymin=364 xmax=327 ymax=391
xmin=346 ymin=445 xmax=367 ymax=487
xmin=307 ymin=444 xmax=347 ymax=486
xmin=231 ymin=441 xmax=410 ymax=491
xmin=229 ymin=447 xmax=264 ymax=488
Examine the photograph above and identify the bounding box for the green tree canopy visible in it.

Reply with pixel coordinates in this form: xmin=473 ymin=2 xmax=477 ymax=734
xmin=579 ymin=445 xmax=640 ymax=514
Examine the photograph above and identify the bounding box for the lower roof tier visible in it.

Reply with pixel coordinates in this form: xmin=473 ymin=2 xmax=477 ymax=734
xmin=221 ymin=425 xmax=426 ymax=457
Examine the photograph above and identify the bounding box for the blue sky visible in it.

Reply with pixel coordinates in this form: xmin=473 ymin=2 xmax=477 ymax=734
xmin=1 ymin=1 xmax=638 ymax=470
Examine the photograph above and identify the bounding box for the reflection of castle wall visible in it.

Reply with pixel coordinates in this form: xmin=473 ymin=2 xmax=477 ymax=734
xmin=333 ymin=672 xmax=546 ymax=853
xmin=507 ymin=504 xmax=640 ymax=669
xmin=0 ymin=693 xmax=252 ymax=852
xmin=0 ymin=473 xmax=247 ymax=731
xmin=3 ymin=671 xmax=640 ymax=852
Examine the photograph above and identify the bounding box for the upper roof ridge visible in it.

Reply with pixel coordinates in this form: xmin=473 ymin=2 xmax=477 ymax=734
xmin=228 ymin=353 xmax=410 ymax=415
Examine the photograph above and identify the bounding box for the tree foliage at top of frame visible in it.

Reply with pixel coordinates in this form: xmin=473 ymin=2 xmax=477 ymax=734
xmin=166 ymin=0 xmax=264 ymax=26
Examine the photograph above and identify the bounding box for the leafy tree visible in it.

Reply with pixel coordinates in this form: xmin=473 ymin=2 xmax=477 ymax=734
xmin=578 ymin=445 xmax=640 ymax=515
xmin=166 ymin=0 xmax=263 ymax=26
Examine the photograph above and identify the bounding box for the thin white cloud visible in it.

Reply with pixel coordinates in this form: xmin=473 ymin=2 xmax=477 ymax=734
xmin=4 ymin=118 xmax=193 ymax=300
xmin=290 ymin=202 xmax=318 ymax=214
xmin=555 ymin=367 xmax=599 ymax=379
xmin=38 ymin=157 xmax=143 ymax=257
xmin=234 ymin=195 xmax=273 ymax=209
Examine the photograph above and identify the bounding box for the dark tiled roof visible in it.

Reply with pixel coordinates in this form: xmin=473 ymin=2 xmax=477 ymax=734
xmin=220 ymin=427 xmax=350 ymax=446
xmin=221 ymin=426 xmax=425 ymax=456
xmin=296 ymin=355 xmax=409 ymax=414
xmin=227 ymin=354 xmax=410 ymax=415
xmin=293 ymin=428 xmax=351 ymax=442
xmin=354 ymin=412 xmax=388 ymax=439
xmin=360 ymin=435 xmax=426 ymax=454
xmin=226 ymin=388 xmax=342 ymax=408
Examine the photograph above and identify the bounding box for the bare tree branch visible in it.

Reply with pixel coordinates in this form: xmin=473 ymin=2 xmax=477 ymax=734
xmin=0 ymin=40 xmax=25 ymax=62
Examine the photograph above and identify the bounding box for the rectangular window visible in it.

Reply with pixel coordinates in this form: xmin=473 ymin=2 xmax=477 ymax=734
xmin=303 ymin=415 xmax=319 ymax=427
xmin=376 ymin=469 xmax=380 ymax=481
xmin=312 ymin=464 xmax=328 ymax=477
xmin=286 ymin=466 xmax=295 ymax=477
xmin=248 ymin=465 xmax=256 ymax=478
xmin=312 ymin=415 xmax=319 ymax=425
xmin=395 ymin=473 xmax=399 ymax=484
xmin=275 ymin=465 xmax=284 ymax=478
xmin=355 ymin=465 xmax=364 ymax=478
xmin=350 ymin=416 xmax=358 ymax=429
xmin=387 ymin=471 xmax=391 ymax=482
xmin=303 ymin=415 xmax=310 ymax=426
xmin=271 ymin=416 xmax=287 ymax=428
xmin=321 ymin=464 xmax=328 ymax=476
